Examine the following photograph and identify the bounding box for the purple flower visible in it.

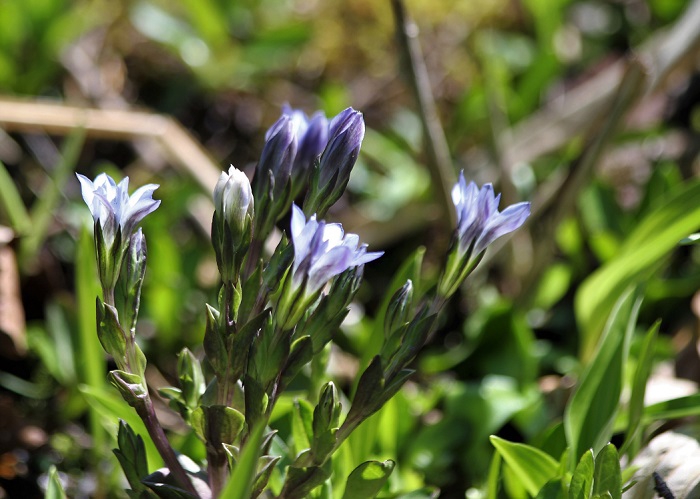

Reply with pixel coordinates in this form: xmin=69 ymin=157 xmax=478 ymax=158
xmin=453 ymin=172 xmax=530 ymax=256
xmin=290 ymin=204 xmax=382 ymax=295
xmin=276 ymin=204 xmax=382 ymax=329
xmin=258 ymin=115 xmax=298 ymax=199
xmin=439 ymin=172 xmax=530 ymax=297
xmin=77 ymin=173 xmax=160 ymax=247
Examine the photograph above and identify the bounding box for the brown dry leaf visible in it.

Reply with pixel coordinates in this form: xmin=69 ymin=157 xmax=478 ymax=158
xmin=0 ymin=226 xmax=26 ymax=357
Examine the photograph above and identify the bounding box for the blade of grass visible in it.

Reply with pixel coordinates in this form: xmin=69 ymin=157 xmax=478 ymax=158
xmin=19 ymin=127 xmax=85 ymax=267
xmin=565 ymin=287 xmax=642 ymax=469
xmin=620 ymin=321 xmax=659 ymax=459
xmin=0 ymin=160 xmax=31 ymax=233
xmin=220 ymin=423 xmax=265 ymax=499
xmin=75 ymin=227 xmax=108 ymax=477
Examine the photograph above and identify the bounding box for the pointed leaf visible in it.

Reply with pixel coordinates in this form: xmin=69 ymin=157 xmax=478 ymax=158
xmin=45 ymin=466 xmax=67 ymax=499
xmin=569 ymin=450 xmax=594 ymax=499
xmin=220 ymin=423 xmax=265 ymax=499
xmin=342 ymin=460 xmax=395 ymax=499
xmin=592 ymin=444 xmax=621 ymax=499
xmin=490 ymin=435 xmax=559 ymax=497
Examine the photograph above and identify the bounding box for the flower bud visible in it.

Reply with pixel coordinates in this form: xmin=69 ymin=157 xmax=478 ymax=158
xmin=120 ymin=228 xmax=147 ymax=332
xmin=212 ymin=166 xmax=254 ymax=284
xmin=384 ymin=280 xmax=413 ymax=339
xmin=304 ymin=108 xmax=365 ymax=217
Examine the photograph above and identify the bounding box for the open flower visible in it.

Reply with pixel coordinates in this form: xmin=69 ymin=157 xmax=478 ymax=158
xmin=77 ymin=173 xmax=160 ymax=298
xmin=77 ymin=173 xmax=160 ymax=247
xmin=439 ymin=172 xmax=530 ymax=297
xmin=276 ymin=204 xmax=382 ymax=329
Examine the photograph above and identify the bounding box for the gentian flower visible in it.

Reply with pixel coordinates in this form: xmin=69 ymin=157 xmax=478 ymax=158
xmin=77 ymin=173 xmax=160 ymax=247
xmin=212 ymin=166 xmax=254 ymax=283
xmin=276 ymin=204 xmax=382 ymax=329
xmin=304 ymin=107 xmax=365 ymax=217
xmin=438 ymin=172 xmax=530 ymax=297
xmin=76 ymin=173 xmax=160 ymax=299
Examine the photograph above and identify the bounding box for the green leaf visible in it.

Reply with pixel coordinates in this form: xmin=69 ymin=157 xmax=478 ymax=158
xmin=621 ymin=321 xmax=659 ymax=459
xmin=592 ymin=444 xmax=621 ymax=499
xmin=114 ymin=420 xmax=149 ymax=493
xmin=292 ymin=398 xmax=315 ymax=456
xmin=0 ymin=160 xmax=30 ymax=233
xmin=45 ymin=465 xmax=67 ymax=499
xmin=535 ymin=479 xmax=565 ymax=499
xmin=220 ymin=423 xmax=265 ymax=499
xmin=569 ymin=450 xmax=594 ymax=499
xmin=640 ymin=393 xmax=700 ymax=422
xmin=341 ymin=460 xmax=395 ymax=499
xmin=565 ymin=287 xmax=642 ymax=467
xmin=490 ymin=435 xmax=559 ymax=496
xmin=486 ymin=450 xmax=502 ymax=499
xmin=576 ymin=180 xmax=700 ymax=359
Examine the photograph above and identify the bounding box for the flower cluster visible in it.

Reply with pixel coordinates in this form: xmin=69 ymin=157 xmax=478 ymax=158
xmin=76 ymin=103 xmax=532 ymax=499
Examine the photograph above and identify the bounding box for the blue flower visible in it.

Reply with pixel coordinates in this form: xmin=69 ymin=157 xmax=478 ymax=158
xmin=452 ymin=172 xmax=530 ymax=256
xmin=438 ymin=172 xmax=530 ymax=297
xmin=77 ymin=173 xmax=160 ymax=247
xmin=77 ymin=172 xmax=160 ymax=298
xmin=276 ymin=204 xmax=382 ymax=329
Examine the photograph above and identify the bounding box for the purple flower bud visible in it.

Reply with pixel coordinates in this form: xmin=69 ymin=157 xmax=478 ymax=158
xmin=258 ymin=115 xmax=297 ymax=199
xmin=281 ymin=104 xmax=330 ymax=177
xmin=318 ymin=108 xmax=364 ymax=187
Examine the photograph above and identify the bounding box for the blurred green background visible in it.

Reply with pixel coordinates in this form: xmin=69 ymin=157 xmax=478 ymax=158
xmin=1 ymin=0 xmax=700 ymax=497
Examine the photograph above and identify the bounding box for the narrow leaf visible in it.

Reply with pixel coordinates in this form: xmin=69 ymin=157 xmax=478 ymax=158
xmin=565 ymin=287 xmax=642 ymax=467
xmin=220 ymin=423 xmax=265 ymax=499
xmin=592 ymin=444 xmax=621 ymax=499
xmin=569 ymin=450 xmax=594 ymax=499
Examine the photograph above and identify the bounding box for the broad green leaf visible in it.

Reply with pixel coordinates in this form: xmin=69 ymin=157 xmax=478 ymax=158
xmin=0 ymin=160 xmax=30 ymax=233
xmin=220 ymin=423 xmax=265 ymax=499
xmin=342 ymin=460 xmax=395 ymax=499
xmin=621 ymin=321 xmax=659 ymax=459
xmin=576 ymin=180 xmax=700 ymax=359
xmin=490 ymin=436 xmax=559 ymax=496
xmin=565 ymin=287 xmax=642 ymax=468
xmin=592 ymin=444 xmax=621 ymax=499
xmin=569 ymin=450 xmax=593 ymax=499
xmin=45 ymin=465 xmax=67 ymax=499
